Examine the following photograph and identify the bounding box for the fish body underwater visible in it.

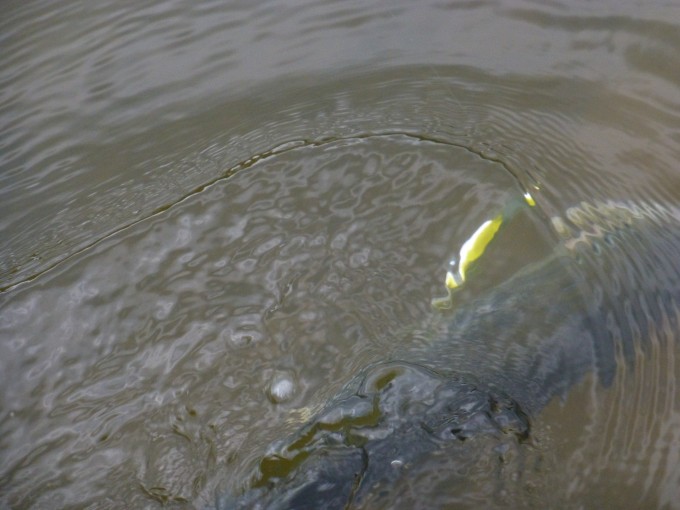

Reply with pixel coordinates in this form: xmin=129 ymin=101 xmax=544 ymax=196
xmin=220 ymin=200 xmax=680 ymax=509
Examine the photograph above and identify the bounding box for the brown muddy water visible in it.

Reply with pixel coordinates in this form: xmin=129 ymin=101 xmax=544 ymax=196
xmin=2 ymin=1 xmax=680 ymax=509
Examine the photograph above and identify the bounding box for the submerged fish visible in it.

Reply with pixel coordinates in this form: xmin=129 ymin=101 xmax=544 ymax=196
xmin=220 ymin=200 xmax=680 ymax=509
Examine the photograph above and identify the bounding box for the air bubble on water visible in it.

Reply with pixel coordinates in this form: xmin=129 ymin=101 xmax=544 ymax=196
xmin=267 ymin=371 xmax=297 ymax=404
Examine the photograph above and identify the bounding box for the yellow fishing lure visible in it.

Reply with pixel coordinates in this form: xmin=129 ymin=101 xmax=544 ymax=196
xmin=433 ymin=191 xmax=535 ymax=310
xmin=445 ymin=214 xmax=503 ymax=289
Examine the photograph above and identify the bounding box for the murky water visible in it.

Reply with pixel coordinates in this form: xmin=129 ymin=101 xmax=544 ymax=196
xmin=2 ymin=1 xmax=680 ymax=508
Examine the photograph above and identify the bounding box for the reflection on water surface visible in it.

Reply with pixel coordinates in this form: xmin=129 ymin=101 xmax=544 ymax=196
xmin=1 ymin=0 xmax=680 ymax=508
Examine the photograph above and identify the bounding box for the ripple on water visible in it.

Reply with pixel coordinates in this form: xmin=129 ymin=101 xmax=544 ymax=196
xmin=1 ymin=133 xmax=539 ymax=508
xmin=2 ymin=0 xmax=680 ymax=508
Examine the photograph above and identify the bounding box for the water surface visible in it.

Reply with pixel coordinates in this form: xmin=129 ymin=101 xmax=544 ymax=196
xmin=2 ymin=0 xmax=680 ymax=508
